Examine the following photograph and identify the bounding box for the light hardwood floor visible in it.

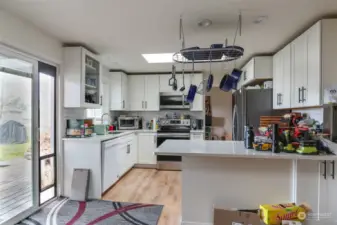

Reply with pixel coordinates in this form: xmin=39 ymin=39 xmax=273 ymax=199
xmin=103 ymin=168 xmax=181 ymax=225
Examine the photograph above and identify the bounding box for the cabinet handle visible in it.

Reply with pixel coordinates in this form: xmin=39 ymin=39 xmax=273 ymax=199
xmin=154 ymin=135 xmax=157 ymax=145
xmin=298 ymin=88 xmax=302 ymax=103
xmin=127 ymin=144 xmax=130 ymax=154
xmin=279 ymin=93 xmax=282 ymax=105
xmin=322 ymin=161 xmax=327 ymax=180
xmin=277 ymin=94 xmax=280 ymax=106
xmin=302 ymin=87 xmax=306 ymax=102
xmin=100 ymin=96 xmax=103 ymax=106
xmin=145 ymin=101 xmax=147 ymax=109
xmin=331 ymin=161 xmax=335 ymax=180
xmin=142 ymin=101 xmax=144 ymax=109
xmin=123 ymin=100 xmax=125 ymax=109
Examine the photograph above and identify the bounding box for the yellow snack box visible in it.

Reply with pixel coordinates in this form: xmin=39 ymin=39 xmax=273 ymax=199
xmin=259 ymin=203 xmax=308 ymax=225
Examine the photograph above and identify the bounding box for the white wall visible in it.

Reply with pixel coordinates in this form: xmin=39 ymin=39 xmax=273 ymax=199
xmin=0 ymin=10 xmax=62 ymax=64
xmin=207 ymin=88 xmax=232 ymax=139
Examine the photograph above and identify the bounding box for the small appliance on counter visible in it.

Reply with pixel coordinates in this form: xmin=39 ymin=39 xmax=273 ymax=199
xmin=66 ymin=119 xmax=93 ymax=138
xmin=94 ymin=124 xmax=107 ymax=135
xmin=118 ymin=116 xmax=142 ymax=130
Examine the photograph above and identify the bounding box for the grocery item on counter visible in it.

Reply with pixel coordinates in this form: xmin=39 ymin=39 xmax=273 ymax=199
xmin=260 ymin=202 xmax=310 ymax=225
xmin=272 ymin=124 xmax=281 ymax=153
xmin=244 ymin=125 xmax=254 ymax=149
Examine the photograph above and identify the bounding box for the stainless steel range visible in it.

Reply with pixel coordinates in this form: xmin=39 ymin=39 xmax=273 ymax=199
xmin=156 ymin=119 xmax=190 ymax=171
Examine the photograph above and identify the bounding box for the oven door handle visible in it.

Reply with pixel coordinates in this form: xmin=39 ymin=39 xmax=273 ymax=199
xmin=157 ymin=133 xmax=190 ymax=137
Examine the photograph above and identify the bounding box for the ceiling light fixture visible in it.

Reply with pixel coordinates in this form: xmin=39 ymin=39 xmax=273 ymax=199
xmin=142 ymin=53 xmax=175 ymax=63
xmin=198 ymin=19 xmax=212 ymax=28
xmin=254 ymin=16 xmax=268 ymax=24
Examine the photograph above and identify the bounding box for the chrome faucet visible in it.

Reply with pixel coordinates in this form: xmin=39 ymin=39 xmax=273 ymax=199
xmin=101 ymin=113 xmax=110 ymax=125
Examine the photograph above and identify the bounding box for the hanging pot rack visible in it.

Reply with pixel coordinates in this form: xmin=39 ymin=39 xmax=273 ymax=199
xmin=174 ymin=13 xmax=244 ymax=64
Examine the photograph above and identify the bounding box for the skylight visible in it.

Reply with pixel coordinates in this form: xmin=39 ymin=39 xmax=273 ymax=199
xmin=142 ymin=53 xmax=174 ymax=63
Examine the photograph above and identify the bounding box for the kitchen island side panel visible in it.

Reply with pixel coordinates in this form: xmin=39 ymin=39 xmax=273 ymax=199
xmin=181 ymin=156 xmax=292 ymax=224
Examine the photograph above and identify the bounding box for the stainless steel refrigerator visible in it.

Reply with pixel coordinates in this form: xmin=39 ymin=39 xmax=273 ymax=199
xmin=232 ymin=88 xmax=289 ymax=140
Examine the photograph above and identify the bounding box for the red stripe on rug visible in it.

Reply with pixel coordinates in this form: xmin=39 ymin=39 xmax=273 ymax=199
xmin=66 ymin=201 xmax=87 ymax=225
xmin=86 ymin=203 xmax=155 ymax=225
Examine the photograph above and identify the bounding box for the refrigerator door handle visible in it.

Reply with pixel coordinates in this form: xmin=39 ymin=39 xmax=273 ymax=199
xmin=232 ymin=105 xmax=237 ymax=141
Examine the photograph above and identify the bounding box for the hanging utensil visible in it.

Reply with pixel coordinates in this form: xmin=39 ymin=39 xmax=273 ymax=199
xmin=180 ymin=62 xmax=186 ymax=92
xmin=169 ymin=65 xmax=178 ymax=91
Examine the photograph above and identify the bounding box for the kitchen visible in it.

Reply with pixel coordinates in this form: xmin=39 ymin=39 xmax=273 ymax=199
xmin=1 ymin=1 xmax=337 ymax=225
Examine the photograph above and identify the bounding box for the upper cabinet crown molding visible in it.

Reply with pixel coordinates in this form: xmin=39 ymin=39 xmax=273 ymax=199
xmin=63 ymin=46 xmax=102 ymax=108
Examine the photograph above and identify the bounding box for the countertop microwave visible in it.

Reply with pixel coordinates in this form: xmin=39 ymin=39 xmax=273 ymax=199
xmin=118 ymin=116 xmax=141 ymax=130
xmin=159 ymin=92 xmax=190 ymax=110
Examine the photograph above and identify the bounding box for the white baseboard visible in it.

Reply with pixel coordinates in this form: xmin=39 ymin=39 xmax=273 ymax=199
xmin=181 ymin=221 xmax=212 ymax=225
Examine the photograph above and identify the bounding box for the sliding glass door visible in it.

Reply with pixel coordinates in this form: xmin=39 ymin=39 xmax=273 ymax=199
xmin=0 ymin=49 xmax=38 ymax=225
xmin=0 ymin=47 xmax=57 ymax=225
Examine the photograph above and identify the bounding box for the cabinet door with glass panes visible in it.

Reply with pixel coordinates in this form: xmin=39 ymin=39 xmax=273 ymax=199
xmin=64 ymin=47 xmax=102 ymax=108
xmin=83 ymin=49 xmax=102 ymax=107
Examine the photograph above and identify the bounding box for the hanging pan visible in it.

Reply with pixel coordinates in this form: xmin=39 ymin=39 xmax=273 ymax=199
xmin=187 ymin=59 xmax=197 ymax=103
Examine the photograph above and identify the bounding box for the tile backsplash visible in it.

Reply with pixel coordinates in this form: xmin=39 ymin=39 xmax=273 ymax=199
xmin=118 ymin=110 xmax=204 ymax=122
xmin=292 ymin=108 xmax=323 ymax=123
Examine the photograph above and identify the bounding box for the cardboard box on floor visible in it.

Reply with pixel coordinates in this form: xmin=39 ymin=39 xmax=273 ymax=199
xmin=214 ymin=208 xmax=261 ymax=225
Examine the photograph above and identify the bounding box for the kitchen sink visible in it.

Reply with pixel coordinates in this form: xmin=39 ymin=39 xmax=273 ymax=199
xmin=108 ymin=131 xmax=122 ymax=135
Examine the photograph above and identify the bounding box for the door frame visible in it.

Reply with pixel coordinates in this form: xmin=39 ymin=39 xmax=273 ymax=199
xmin=0 ymin=44 xmax=60 ymax=225
xmin=0 ymin=45 xmax=39 ymax=225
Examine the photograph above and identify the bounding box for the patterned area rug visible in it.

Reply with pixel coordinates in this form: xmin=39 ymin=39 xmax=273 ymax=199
xmin=18 ymin=198 xmax=163 ymax=225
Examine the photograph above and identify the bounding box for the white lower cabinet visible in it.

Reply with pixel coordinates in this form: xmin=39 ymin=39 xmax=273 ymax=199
xmin=138 ymin=133 xmax=157 ymax=164
xmin=190 ymin=133 xmax=204 ymax=140
xmin=296 ymin=160 xmax=337 ymax=224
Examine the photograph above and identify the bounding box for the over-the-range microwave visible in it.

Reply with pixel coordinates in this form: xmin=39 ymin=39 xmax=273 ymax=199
xmin=159 ymin=92 xmax=190 ymax=110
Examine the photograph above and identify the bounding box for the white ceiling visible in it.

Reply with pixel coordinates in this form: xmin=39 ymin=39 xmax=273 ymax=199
xmin=1 ymin=0 xmax=337 ymax=74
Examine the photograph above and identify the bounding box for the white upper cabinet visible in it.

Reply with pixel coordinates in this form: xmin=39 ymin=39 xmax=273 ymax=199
xmin=275 ymin=19 xmax=337 ymax=109
xmin=145 ymin=75 xmax=160 ymax=111
xmin=241 ymin=56 xmax=273 ymax=86
xmin=159 ymin=74 xmax=174 ymax=92
xmin=273 ymin=44 xmax=291 ymax=109
xmin=110 ymin=72 xmax=128 ymax=110
xmin=128 ymin=75 xmax=145 ymax=111
xmin=63 ymin=47 xmax=102 ymax=108
xmin=306 ymin=22 xmax=321 ymax=107
xmin=128 ymin=75 xmax=160 ymax=111
xmin=190 ymin=73 xmax=204 ymax=111
xmin=290 ymin=21 xmax=321 ymax=108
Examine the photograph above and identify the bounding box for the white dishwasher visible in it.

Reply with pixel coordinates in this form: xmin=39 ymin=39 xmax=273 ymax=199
xmin=102 ymin=139 xmax=123 ymax=192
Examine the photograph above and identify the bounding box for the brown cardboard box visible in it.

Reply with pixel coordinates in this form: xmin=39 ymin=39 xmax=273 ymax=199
xmin=214 ymin=208 xmax=261 ymax=225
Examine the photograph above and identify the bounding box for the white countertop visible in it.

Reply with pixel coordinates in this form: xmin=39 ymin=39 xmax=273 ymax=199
xmin=155 ymin=140 xmax=337 ymax=160
xmin=62 ymin=131 xmax=135 ymax=141
xmin=62 ymin=129 xmax=157 ymax=142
